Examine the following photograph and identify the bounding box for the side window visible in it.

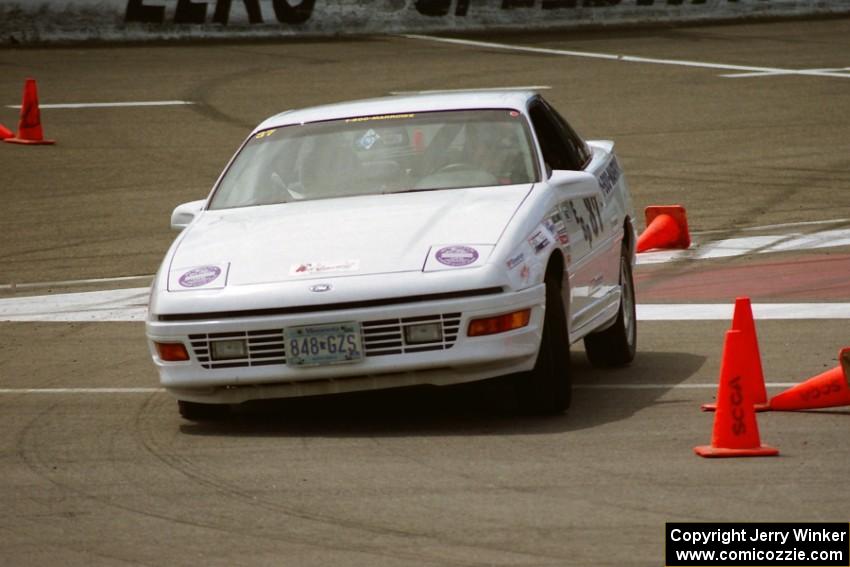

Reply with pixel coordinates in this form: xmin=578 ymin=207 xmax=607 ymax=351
xmin=529 ymin=102 xmax=572 ymax=173
xmin=546 ymin=102 xmax=591 ymax=168
xmin=528 ymin=99 xmax=589 ymax=172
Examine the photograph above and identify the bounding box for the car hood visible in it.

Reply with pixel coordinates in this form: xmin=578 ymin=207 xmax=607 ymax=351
xmin=168 ymin=184 xmax=532 ymax=289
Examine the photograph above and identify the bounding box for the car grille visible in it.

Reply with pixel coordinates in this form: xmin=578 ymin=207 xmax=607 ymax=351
xmin=189 ymin=313 xmax=462 ymax=369
xmin=190 ymin=329 xmax=286 ymax=370
xmin=362 ymin=313 xmax=461 ymax=357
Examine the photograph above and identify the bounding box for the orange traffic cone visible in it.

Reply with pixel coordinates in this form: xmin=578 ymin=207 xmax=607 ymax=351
xmin=4 ymin=78 xmax=55 ymax=145
xmin=636 ymin=205 xmax=690 ymax=253
xmin=769 ymin=348 xmax=850 ymax=411
xmin=0 ymin=123 xmax=13 ymax=140
xmin=702 ymin=297 xmax=770 ymax=412
xmin=695 ymin=329 xmax=779 ymax=458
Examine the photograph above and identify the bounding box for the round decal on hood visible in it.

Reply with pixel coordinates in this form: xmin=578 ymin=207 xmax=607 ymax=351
xmin=435 ymin=246 xmax=479 ymax=267
xmin=178 ymin=265 xmax=222 ymax=288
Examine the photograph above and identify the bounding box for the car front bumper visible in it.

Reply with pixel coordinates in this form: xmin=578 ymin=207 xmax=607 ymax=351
xmin=146 ymin=284 xmax=545 ymax=404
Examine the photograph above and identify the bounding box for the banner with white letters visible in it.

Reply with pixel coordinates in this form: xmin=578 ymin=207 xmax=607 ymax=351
xmin=2 ymin=0 xmax=850 ymax=43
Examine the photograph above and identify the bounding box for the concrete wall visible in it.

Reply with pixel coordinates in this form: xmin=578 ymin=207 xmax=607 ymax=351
xmin=2 ymin=0 xmax=850 ymax=44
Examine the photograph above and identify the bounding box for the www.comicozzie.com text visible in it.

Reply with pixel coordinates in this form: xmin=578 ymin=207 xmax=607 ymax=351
xmin=670 ymin=527 xmax=848 ymax=546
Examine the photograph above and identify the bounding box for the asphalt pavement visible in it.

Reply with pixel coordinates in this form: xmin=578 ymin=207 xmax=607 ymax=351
xmin=1 ymin=18 xmax=849 ymax=566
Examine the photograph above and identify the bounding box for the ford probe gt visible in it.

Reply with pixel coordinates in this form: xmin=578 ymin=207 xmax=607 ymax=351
xmin=145 ymin=90 xmax=637 ymax=420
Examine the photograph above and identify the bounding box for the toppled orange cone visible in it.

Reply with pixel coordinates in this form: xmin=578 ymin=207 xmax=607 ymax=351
xmin=0 ymin=123 xmax=13 ymax=140
xmin=702 ymin=297 xmax=770 ymax=412
xmin=769 ymin=348 xmax=850 ymax=411
xmin=695 ymin=329 xmax=779 ymax=458
xmin=636 ymin=205 xmax=690 ymax=253
xmin=4 ymin=78 xmax=55 ymax=145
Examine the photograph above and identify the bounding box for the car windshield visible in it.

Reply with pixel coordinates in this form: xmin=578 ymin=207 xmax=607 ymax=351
xmin=208 ymin=109 xmax=539 ymax=210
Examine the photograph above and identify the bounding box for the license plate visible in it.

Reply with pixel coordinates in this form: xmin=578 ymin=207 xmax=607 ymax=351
xmin=284 ymin=322 xmax=363 ymax=367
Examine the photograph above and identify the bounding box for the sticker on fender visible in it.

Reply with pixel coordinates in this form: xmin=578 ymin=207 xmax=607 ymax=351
xmin=168 ymin=262 xmax=230 ymax=291
xmin=528 ymin=230 xmax=550 ymax=254
xmin=424 ymin=244 xmax=493 ymax=271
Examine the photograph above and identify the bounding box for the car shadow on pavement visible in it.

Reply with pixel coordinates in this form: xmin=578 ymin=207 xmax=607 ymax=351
xmin=178 ymin=350 xmax=706 ymax=438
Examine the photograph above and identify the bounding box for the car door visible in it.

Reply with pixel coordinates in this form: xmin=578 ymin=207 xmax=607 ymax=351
xmin=548 ymin=103 xmax=624 ymax=315
xmin=528 ymin=98 xmax=619 ymax=335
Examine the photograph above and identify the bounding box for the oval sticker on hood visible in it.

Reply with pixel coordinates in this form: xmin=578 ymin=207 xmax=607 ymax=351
xmin=178 ymin=265 xmax=222 ymax=288
xmin=435 ymin=246 xmax=479 ymax=267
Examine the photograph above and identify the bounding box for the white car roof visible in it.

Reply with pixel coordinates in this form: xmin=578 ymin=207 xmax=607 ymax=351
xmin=255 ymin=90 xmax=540 ymax=131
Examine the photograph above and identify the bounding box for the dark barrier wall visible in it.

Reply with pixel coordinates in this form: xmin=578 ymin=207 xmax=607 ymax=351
xmin=2 ymin=0 xmax=850 ymax=43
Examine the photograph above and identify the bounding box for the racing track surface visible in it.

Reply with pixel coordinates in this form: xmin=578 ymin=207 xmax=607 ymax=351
xmin=1 ymin=19 xmax=849 ymax=566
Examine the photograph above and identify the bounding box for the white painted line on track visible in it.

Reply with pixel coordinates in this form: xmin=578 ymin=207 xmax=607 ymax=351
xmin=0 ymin=274 xmax=153 ymax=291
xmin=636 ymin=228 xmax=850 ymax=265
xmin=720 ymin=71 xmax=795 ymax=79
xmin=638 ymin=303 xmax=850 ymax=320
xmin=402 ymin=34 xmax=850 ymax=80
xmin=0 ymin=287 xmax=148 ymax=322
xmin=5 ymin=100 xmax=194 ymax=110
xmin=722 ymin=67 xmax=850 ymax=79
xmin=0 ymin=388 xmax=164 ymax=394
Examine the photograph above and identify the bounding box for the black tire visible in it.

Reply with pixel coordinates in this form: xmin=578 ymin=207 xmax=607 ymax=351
xmin=583 ymin=252 xmax=637 ymax=368
xmin=515 ymin=276 xmax=572 ymax=415
xmin=178 ymin=400 xmax=229 ymax=421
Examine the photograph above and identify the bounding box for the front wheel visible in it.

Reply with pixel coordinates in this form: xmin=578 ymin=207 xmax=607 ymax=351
xmin=515 ymin=277 xmax=572 ymax=415
xmin=583 ymin=252 xmax=637 ymax=368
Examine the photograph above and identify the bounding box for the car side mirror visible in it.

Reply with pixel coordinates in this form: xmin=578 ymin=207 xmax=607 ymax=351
xmin=171 ymin=199 xmax=206 ymax=231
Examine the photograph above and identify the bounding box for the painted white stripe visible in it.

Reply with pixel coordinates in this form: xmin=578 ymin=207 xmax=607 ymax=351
xmin=638 ymin=303 xmax=850 ymax=321
xmin=722 ymin=67 xmax=850 ymax=79
xmin=402 ymin=35 xmax=850 ymax=80
xmin=0 ymin=274 xmax=153 ymax=291
xmin=636 ymin=228 xmax=850 ymax=265
xmin=0 ymin=287 xmax=148 ymax=322
xmin=720 ymin=71 xmax=793 ymax=79
xmin=0 ymin=388 xmax=164 ymax=394
xmin=5 ymin=100 xmax=194 ymax=110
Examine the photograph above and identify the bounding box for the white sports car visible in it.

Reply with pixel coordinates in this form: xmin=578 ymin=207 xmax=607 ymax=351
xmin=146 ymin=89 xmax=637 ymax=420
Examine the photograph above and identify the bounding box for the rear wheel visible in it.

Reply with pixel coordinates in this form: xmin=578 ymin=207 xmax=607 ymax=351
xmin=178 ymin=400 xmax=230 ymax=421
xmin=584 ymin=251 xmax=637 ymax=368
xmin=516 ymin=275 xmax=572 ymax=415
